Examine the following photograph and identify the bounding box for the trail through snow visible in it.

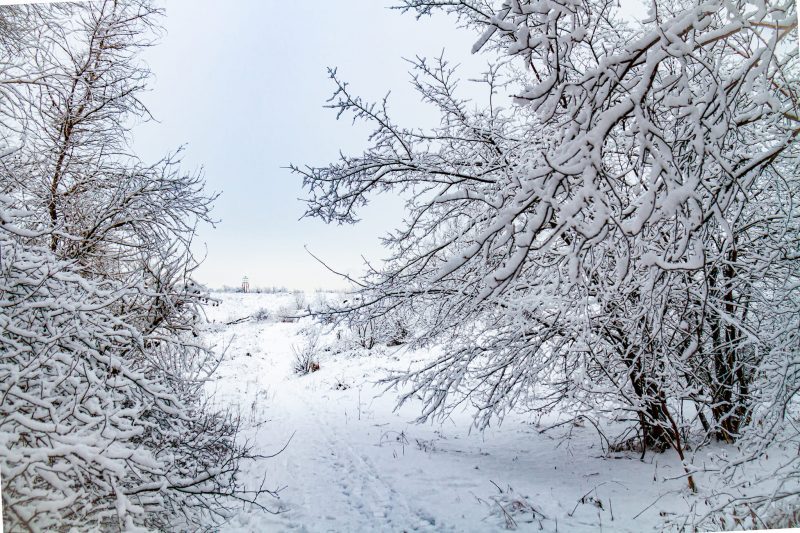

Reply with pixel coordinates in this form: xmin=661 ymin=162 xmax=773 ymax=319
xmin=202 ymin=292 xmax=697 ymax=532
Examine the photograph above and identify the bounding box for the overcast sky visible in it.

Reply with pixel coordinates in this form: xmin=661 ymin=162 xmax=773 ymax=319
xmin=132 ymin=1 xmax=648 ymax=291
xmin=131 ymin=1 xmax=488 ymax=291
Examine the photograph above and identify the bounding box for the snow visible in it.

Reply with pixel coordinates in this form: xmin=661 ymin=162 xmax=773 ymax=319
xmin=202 ymin=291 xmax=700 ymax=532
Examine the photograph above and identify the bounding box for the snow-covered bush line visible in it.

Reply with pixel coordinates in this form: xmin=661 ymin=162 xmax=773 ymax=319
xmin=217 ymin=285 xmax=290 ymax=294
xmin=306 ymin=291 xmax=415 ymax=353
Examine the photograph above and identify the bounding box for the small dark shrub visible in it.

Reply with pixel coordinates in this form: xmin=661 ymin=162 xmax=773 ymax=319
xmin=253 ymin=308 xmax=272 ymax=322
xmin=292 ymin=328 xmax=321 ymax=375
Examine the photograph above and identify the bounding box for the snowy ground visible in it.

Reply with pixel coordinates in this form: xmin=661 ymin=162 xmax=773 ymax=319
xmin=201 ymin=292 xmax=705 ymax=532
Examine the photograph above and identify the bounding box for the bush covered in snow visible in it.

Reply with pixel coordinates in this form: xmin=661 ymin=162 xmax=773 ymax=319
xmin=0 ymin=200 xmax=274 ymax=530
xmin=253 ymin=307 xmax=273 ymax=322
xmin=292 ymin=327 xmax=322 ymax=375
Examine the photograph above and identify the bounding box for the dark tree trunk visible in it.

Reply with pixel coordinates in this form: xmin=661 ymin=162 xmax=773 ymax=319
xmin=708 ymin=248 xmax=748 ymax=443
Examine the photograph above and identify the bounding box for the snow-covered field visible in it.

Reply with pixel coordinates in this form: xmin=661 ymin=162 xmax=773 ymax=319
xmin=202 ymin=292 xmax=709 ymax=532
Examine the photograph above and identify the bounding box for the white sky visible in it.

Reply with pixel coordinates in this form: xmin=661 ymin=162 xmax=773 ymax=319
xmin=132 ymin=0 xmax=648 ymax=291
xmin=131 ymin=0 xmax=484 ymax=291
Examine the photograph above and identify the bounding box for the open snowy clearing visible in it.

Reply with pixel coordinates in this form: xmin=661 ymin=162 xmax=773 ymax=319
xmin=202 ymin=292 xmax=708 ymax=532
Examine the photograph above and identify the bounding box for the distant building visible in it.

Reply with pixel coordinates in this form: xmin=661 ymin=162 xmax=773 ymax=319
xmin=242 ymin=276 xmax=250 ymax=293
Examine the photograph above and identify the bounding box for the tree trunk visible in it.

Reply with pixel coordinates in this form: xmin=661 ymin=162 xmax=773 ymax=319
xmin=709 ymin=248 xmax=747 ymax=443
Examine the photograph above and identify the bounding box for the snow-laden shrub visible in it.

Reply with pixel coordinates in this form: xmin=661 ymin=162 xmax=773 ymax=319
xmin=276 ymin=304 xmax=300 ymax=323
xmin=478 ymin=483 xmax=547 ymax=530
xmin=291 ymin=290 xmax=306 ymax=311
xmin=345 ymin=305 xmax=414 ymax=350
xmin=0 ymin=205 xmax=273 ymax=530
xmin=253 ymin=307 xmax=272 ymax=322
xmin=352 ymin=318 xmax=376 ymax=350
xmin=292 ymin=328 xmax=322 ymax=375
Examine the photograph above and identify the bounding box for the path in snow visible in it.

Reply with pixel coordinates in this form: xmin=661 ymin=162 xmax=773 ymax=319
xmin=203 ymin=292 xmax=695 ymax=532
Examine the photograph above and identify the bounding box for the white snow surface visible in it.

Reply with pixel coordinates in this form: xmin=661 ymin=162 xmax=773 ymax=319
xmin=202 ymin=292 xmax=702 ymax=532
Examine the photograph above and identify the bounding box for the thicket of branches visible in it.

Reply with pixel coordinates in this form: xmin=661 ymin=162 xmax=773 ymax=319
xmin=0 ymin=2 xmax=275 ymax=530
xmin=297 ymin=0 xmax=799 ymax=525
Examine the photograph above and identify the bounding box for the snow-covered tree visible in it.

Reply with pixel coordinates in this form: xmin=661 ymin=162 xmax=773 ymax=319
xmin=297 ymin=0 xmax=799 ymax=503
xmin=0 ymin=2 xmax=276 ymax=529
xmin=0 ymin=198 xmax=274 ymax=530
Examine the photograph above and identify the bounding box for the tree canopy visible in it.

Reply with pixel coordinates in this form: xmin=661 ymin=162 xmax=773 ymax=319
xmin=298 ymin=0 xmax=799 ymax=523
